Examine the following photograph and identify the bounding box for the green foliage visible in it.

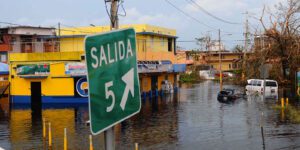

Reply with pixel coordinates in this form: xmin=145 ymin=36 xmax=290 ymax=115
xmin=179 ymin=71 xmax=201 ymax=83
xmin=286 ymin=106 xmax=300 ymax=123
xmin=232 ymin=69 xmax=242 ymax=75
xmin=273 ymin=104 xmax=300 ymax=123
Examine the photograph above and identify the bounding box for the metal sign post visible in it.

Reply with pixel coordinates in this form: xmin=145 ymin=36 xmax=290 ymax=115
xmin=106 ymin=1 xmax=119 ymax=149
xmin=260 ymin=64 xmax=269 ymax=101
xmin=105 ymin=128 xmax=114 ymax=150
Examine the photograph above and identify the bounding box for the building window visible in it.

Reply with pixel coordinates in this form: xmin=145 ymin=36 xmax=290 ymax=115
xmin=0 ymin=36 xmax=3 ymax=44
xmin=151 ymin=36 xmax=154 ymax=50
xmin=233 ymin=63 xmax=237 ymax=69
xmin=0 ymin=54 xmax=7 ymax=62
xmin=168 ymin=38 xmax=172 ymax=52
xmin=161 ymin=37 xmax=164 ymax=47
xmin=229 ymin=64 xmax=231 ymax=69
xmin=11 ymin=37 xmax=16 ymax=43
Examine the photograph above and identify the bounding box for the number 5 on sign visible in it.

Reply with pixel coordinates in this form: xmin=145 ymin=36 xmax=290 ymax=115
xmin=105 ymin=81 xmax=115 ymax=112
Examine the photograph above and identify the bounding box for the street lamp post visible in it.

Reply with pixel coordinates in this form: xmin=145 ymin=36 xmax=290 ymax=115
xmin=218 ymin=29 xmax=232 ymax=91
xmin=218 ymin=29 xmax=223 ymax=91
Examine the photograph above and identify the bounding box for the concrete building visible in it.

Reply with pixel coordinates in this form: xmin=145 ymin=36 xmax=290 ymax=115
xmin=8 ymin=24 xmax=186 ymax=104
xmin=9 ymin=52 xmax=87 ymax=104
xmin=0 ymin=26 xmax=57 ymax=63
xmin=209 ymin=41 xmax=226 ymax=52
xmin=185 ymin=51 xmax=243 ymax=71
xmin=205 ymin=51 xmax=243 ymax=71
xmin=58 ymin=24 xmax=185 ymax=96
xmin=175 ymin=50 xmax=194 ymax=65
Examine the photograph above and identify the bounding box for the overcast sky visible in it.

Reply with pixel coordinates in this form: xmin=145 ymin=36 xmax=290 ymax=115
xmin=0 ymin=0 xmax=286 ymax=50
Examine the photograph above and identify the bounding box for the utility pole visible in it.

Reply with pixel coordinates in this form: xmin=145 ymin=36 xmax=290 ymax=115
xmin=206 ymin=32 xmax=211 ymax=68
xmin=219 ymin=29 xmax=223 ymax=90
xmin=58 ymin=22 xmax=61 ymax=52
xmin=105 ymin=1 xmax=119 ymax=149
xmin=262 ymin=33 xmax=266 ymax=101
xmin=110 ymin=0 xmax=119 ymax=30
xmin=242 ymin=11 xmax=249 ymax=82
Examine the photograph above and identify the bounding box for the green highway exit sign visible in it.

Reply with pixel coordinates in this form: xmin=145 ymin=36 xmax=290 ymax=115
xmin=85 ymin=28 xmax=141 ymax=135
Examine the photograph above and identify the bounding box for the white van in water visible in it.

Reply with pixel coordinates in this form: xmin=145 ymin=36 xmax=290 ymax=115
xmin=245 ymin=79 xmax=278 ymax=97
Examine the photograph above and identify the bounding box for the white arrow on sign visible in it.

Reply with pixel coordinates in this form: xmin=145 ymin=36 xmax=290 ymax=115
xmin=120 ymin=68 xmax=134 ymax=110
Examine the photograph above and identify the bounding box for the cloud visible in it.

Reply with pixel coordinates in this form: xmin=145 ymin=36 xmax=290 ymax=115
xmin=119 ymin=7 xmax=188 ymax=30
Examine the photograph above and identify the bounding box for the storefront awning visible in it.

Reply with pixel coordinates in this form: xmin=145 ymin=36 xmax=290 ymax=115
xmin=19 ymin=75 xmax=48 ymax=79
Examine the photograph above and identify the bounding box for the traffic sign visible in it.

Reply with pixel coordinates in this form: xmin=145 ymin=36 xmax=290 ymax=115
xmin=85 ymin=28 xmax=141 ymax=135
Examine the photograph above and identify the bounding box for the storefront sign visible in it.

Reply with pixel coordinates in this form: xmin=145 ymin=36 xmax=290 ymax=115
xmin=65 ymin=62 xmax=87 ymax=76
xmin=138 ymin=64 xmax=173 ymax=73
xmin=16 ymin=64 xmax=50 ymax=75
xmin=76 ymin=77 xmax=88 ymax=97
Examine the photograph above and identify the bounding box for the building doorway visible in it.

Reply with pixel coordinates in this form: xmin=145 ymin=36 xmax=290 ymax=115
xmin=31 ymin=82 xmax=42 ymax=110
xmin=151 ymin=75 xmax=158 ymax=91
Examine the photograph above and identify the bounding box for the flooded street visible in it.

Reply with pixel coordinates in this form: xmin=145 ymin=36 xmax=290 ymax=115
xmin=1 ymin=81 xmax=300 ymax=149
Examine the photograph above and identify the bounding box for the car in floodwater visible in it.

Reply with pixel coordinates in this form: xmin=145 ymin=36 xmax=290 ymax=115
xmin=245 ymin=79 xmax=278 ymax=98
xmin=217 ymin=89 xmax=240 ymax=103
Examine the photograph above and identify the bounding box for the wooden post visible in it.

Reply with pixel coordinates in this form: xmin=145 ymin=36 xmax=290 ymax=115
xmin=281 ymin=98 xmax=284 ymax=108
xmin=48 ymin=122 xmax=52 ymax=148
xmin=89 ymin=135 xmax=93 ymax=150
xmin=64 ymin=128 xmax=67 ymax=150
xmin=43 ymin=118 xmax=46 ymax=139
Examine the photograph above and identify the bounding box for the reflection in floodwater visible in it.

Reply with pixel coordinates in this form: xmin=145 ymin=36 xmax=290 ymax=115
xmin=0 ymin=81 xmax=300 ymax=149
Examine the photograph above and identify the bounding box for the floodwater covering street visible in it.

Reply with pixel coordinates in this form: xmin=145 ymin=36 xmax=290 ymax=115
xmin=0 ymin=81 xmax=300 ymax=149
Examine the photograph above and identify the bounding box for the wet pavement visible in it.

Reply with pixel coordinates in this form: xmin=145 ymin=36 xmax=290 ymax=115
xmin=0 ymin=81 xmax=300 ymax=149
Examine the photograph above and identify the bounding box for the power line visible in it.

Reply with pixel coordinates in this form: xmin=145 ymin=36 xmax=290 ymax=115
xmin=164 ymin=0 xmax=216 ymax=30
xmin=0 ymin=21 xmax=246 ymax=43
xmin=117 ymin=0 xmax=126 ymax=17
xmin=104 ymin=0 xmax=113 ymax=26
xmin=0 ymin=21 xmax=22 ymax=26
xmin=186 ymin=0 xmax=241 ymax=25
xmin=164 ymin=1 xmax=244 ymax=35
xmin=104 ymin=0 xmax=125 ymax=29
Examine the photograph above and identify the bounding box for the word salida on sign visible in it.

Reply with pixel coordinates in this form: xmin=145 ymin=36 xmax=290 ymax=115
xmin=90 ymin=39 xmax=133 ymax=69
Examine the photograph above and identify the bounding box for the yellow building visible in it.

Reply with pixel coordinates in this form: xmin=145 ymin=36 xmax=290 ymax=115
xmin=9 ymin=52 xmax=88 ymax=103
xmin=206 ymin=52 xmax=243 ymax=71
xmin=9 ymin=24 xmax=185 ymax=104
xmin=186 ymin=51 xmax=243 ymax=71
xmin=58 ymin=24 xmax=184 ymax=97
xmin=59 ymin=24 xmax=177 ymax=62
